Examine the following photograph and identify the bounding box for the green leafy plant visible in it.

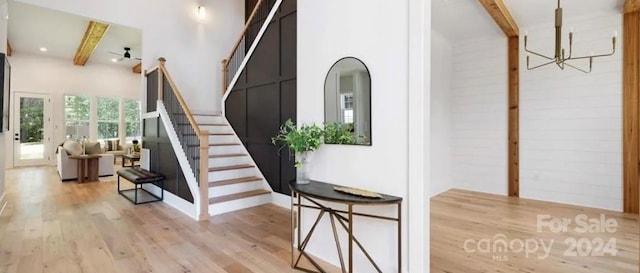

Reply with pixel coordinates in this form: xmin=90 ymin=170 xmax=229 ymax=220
xmin=324 ymin=122 xmax=355 ymax=144
xmin=272 ymin=119 xmax=323 ymax=167
xmin=324 ymin=122 xmax=366 ymax=145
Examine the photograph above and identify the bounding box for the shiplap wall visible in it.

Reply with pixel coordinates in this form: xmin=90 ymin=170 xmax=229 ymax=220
xmin=520 ymin=13 xmax=623 ymax=211
xmin=430 ymin=31 xmax=454 ymax=197
xmin=450 ymin=36 xmax=508 ymax=195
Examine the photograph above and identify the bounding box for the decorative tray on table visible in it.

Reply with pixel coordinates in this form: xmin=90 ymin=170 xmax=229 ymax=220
xmin=333 ymin=186 xmax=383 ymax=199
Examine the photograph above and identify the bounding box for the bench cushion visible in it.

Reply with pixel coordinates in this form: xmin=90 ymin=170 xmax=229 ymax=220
xmin=117 ymin=167 xmax=165 ymax=184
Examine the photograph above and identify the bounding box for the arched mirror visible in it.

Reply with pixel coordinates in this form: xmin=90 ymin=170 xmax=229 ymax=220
xmin=324 ymin=57 xmax=371 ymax=145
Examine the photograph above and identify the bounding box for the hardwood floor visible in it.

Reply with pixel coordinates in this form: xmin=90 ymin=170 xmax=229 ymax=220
xmin=0 ymin=166 xmax=336 ymax=273
xmin=6 ymin=167 xmax=636 ymax=273
xmin=431 ymin=189 xmax=640 ymax=273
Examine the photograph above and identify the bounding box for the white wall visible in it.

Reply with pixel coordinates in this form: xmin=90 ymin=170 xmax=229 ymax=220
xmin=0 ymin=0 xmax=8 ymax=204
xmin=430 ymin=30 xmax=453 ymax=197
xmin=298 ymin=0 xmax=410 ymax=271
xmin=519 ymin=13 xmax=622 ymax=211
xmin=450 ymin=36 xmax=508 ymax=195
xmin=4 ymin=53 xmax=140 ymax=167
xmin=15 ymin=0 xmax=244 ymax=115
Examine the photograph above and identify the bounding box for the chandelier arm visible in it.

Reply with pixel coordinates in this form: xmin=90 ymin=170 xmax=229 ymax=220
xmin=527 ymin=59 xmax=557 ymax=70
xmin=524 ymin=47 xmax=555 ymax=60
xmin=563 ymin=61 xmax=591 ymax=73
xmin=565 ymin=48 xmax=616 ymax=61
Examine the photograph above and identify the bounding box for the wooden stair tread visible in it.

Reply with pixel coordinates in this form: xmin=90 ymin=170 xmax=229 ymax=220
xmin=175 ymin=113 xmax=221 ymax=117
xmin=212 ymin=153 xmax=247 ymax=158
xmin=183 ymin=133 xmax=234 ymax=136
xmin=209 ymin=189 xmax=270 ymax=204
xmin=198 ymin=123 xmax=227 ymax=126
xmin=209 ymin=164 xmax=254 ymax=172
xmin=193 ymin=153 xmax=247 ymax=159
xmin=209 ymin=176 xmax=262 ymax=187
xmin=192 ymin=113 xmax=222 ymax=117
xmin=188 ymin=143 xmax=240 ymax=147
xmin=210 ymin=143 xmax=241 ymax=146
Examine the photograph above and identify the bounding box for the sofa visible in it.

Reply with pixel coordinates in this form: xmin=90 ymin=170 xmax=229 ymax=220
xmin=102 ymin=139 xmax=133 ymax=164
xmin=56 ymin=145 xmax=115 ymax=181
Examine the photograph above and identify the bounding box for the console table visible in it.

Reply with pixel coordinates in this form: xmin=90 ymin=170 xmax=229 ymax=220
xmin=69 ymin=154 xmax=101 ymax=183
xmin=289 ymin=181 xmax=402 ymax=273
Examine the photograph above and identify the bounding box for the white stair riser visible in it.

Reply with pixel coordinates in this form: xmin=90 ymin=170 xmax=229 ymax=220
xmin=209 ymin=145 xmax=244 ymax=155
xmin=194 ymin=115 xmax=225 ymax=124
xmin=208 ymin=181 xmax=264 ymax=197
xmin=210 ymin=135 xmax=238 ymax=144
xmin=201 ymin=125 xmax=234 ymax=134
xmin=209 ymin=167 xmax=257 ymax=181
xmin=210 ymin=156 xmax=251 ymax=168
xmin=209 ymin=193 xmax=271 ymax=216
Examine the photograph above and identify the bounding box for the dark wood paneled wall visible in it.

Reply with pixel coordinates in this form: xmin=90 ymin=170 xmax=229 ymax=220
xmin=142 ymin=117 xmax=194 ymax=203
xmin=226 ymin=0 xmax=297 ymax=195
xmin=146 ymin=70 xmax=158 ymax=112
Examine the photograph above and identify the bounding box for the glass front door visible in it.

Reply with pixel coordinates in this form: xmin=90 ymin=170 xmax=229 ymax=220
xmin=13 ymin=92 xmax=52 ymax=167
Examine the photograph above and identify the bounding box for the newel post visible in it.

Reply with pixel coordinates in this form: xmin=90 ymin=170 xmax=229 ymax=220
xmin=198 ymin=130 xmax=210 ymax=220
xmin=221 ymin=59 xmax=228 ymax=95
xmin=157 ymin=57 xmax=166 ymax=102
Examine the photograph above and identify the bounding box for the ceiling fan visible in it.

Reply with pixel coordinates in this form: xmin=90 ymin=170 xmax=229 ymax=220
xmin=108 ymin=47 xmax=141 ymax=62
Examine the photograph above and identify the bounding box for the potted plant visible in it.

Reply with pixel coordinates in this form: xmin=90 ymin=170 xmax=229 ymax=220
xmin=272 ymin=119 xmax=323 ymax=184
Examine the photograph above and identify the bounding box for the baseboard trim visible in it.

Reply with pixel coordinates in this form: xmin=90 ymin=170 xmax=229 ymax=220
xmin=142 ymin=184 xmax=198 ymax=220
xmin=271 ymin=192 xmax=290 ymax=209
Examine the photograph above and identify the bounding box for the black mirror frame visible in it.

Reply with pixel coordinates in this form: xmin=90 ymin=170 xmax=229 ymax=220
xmin=323 ymin=56 xmax=372 ymax=146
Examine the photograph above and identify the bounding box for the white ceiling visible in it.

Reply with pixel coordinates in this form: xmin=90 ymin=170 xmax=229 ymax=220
xmin=7 ymin=1 xmax=142 ymax=67
xmin=432 ymin=0 xmax=624 ymax=43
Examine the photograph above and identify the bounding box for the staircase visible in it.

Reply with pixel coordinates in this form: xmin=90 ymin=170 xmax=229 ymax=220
xmin=191 ymin=114 xmax=271 ymax=215
xmin=143 ymin=0 xmax=283 ymax=219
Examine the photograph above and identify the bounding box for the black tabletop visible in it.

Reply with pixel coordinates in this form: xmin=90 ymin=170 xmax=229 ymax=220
xmin=289 ymin=180 xmax=403 ymax=205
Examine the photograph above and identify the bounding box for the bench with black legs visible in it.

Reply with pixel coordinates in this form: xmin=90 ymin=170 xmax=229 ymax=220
xmin=117 ymin=167 xmax=165 ymax=205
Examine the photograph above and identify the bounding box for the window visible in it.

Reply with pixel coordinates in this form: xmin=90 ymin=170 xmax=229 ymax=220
xmin=64 ymin=95 xmax=90 ymax=140
xmin=341 ymin=93 xmax=354 ymax=123
xmin=97 ymin=97 xmax=119 ymax=141
xmin=124 ymin=99 xmax=141 ymax=143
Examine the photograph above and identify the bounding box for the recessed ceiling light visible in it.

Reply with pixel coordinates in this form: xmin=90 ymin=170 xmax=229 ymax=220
xmin=39 ymin=47 xmax=47 ymax=52
xmin=111 ymin=58 xmax=118 ymax=62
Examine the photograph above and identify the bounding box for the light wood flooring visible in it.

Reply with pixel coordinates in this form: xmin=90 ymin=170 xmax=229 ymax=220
xmin=0 ymin=166 xmax=336 ymax=273
xmin=431 ymin=189 xmax=640 ymax=273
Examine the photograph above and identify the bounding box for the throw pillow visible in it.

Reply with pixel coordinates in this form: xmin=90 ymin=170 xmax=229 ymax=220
xmin=62 ymin=140 xmax=82 ymax=156
xmin=106 ymin=139 xmax=119 ymax=151
xmin=85 ymin=142 xmax=102 ymax=154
